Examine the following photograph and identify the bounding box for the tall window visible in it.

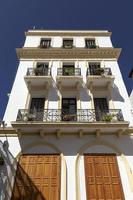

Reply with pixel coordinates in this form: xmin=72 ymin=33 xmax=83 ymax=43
xmin=85 ymin=39 xmax=96 ymax=48
xmin=89 ymin=62 xmax=101 ymax=75
xmin=40 ymin=39 xmax=51 ymax=48
xmin=63 ymin=63 xmax=75 ymax=76
xmin=35 ymin=63 xmax=49 ymax=76
xmin=30 ymin=98 xmax=45 ymax=121
xmin=94 ymin=98 xmax=109 ymax=121
xmin=63 ymin=39 xmax=73 ymax=48
xmin=62 ymin=98 xmax=77 ymax=121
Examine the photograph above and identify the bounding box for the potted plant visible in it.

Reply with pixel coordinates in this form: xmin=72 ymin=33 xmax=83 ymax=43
xmin=102 ymin=113 xmax=115 ymax=122
xmin=94 ymin=68 xmax=104 ymax=75
xmin=0 ymin=156 xmax=4 ymax=165
xmin=63 ymin=68 xmax=74 ymax=76
xmin=22 ymin=112 xmax=29 ymax=121
xmin=90 ymin=44 xmax=97 ymax=49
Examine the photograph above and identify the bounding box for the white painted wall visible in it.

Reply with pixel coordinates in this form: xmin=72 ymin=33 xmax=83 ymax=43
xmin=104 ymin=61 xmax=133 ymax=126
xmin=130 ymin=90 xmax=133 ymax=108
xmin=3 ymin=61 xmax=33 ymax=126
xmin=97 ymin=36 xmax=113 ymax=47
xmin=24 ymin=35 xmax=112 ymax=48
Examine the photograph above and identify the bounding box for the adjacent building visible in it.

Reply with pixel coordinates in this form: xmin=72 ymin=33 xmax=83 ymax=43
xmin=0 ymin=30 xmax=133 ymax=200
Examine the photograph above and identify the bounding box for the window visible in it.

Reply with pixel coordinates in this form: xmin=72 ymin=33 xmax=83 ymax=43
xmin=40 ymin=39 xmax=51 ymax=48
xmin=63 ymin=39 xmax=73 ymax=48
xmin=89 ymin=62 xmax=102 ymax=75
xmin=35 ymin=63 xmax=49 ymax=76
xmin=62 ymin=63 xmax=75 ymax=76
xmin=85 ymin=39 xmax=96 ymax=48
xmin=29 ymin=98 xmax=45 ymax=121
xmin=62 ymin=98 xmax=77 ymax=121
xmin=94 ymin=98 xmax=109 ymax=121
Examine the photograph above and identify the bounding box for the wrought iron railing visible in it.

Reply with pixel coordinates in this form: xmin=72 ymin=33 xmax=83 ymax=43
xmin=16 ymin=109 xmax=124 ymax=123
xmin=57 ymin=68 xmax=81 ymax=76
xmin=26 ymin=68 xmax=51 ymax=76
xmin=87 ymin=68 xmax=112 ymax=76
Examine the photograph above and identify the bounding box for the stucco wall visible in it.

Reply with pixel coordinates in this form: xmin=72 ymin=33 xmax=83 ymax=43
xmin=24 ymin=35 xmax=113 ymax=48
xmin=130 ymin=90 xmax=133 ymax=108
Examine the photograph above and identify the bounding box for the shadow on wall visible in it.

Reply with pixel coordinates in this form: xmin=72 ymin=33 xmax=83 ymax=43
xmin=18 ymin=134 xmax=133 ymax=156
xmin=112 ymin=84 xmax=125 ymax=102
xmin=48 ymin=83 xmax=59 ymax=102
xmin=80 ymin=84 xmax=92 ymax=102
xmin=11 ymin=163 xmax=46 ymax=200
xmin=0 ymin=140 xmax=46 ymax=200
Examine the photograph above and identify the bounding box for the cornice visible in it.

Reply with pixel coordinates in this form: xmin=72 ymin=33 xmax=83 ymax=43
xmin=16 ymin=48 xmax=121 ymax=60
xmin=25 ymin=31 xmax=112 ymax=37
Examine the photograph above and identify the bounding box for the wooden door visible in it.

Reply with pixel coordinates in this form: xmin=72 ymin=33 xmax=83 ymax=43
xmin=11 ymin=154 xmax=61 ymax=200
xmin=84 ymin=154 xmax=125 ymax=200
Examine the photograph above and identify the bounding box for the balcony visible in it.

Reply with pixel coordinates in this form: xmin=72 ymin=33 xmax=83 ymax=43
xmin=24 ymin=68 xmax=52 ymax=90
xmin=86 ymin=68 xmax=115 ymax=89
xmin=56 ymin=68 xmax=83 ymax=90
xmin=12 ymin=109 xmax=129 ymax=135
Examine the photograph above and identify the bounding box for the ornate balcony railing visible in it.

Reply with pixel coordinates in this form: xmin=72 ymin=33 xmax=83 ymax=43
xmin=16 ymin=109 xmax=124 ymax=123
xmin=26 ymin=68 xmax=51 ymax=76
xmin=57 ymin=68 xmax=81 ymax=76
xmin=87 ymin=68 xmax=112 ymax=76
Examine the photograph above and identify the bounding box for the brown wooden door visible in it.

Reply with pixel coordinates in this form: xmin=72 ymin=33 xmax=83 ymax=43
xmin=11 ymin=154 xmax=61 ymax=200
xmin=84 ymin=154 xmax=125 ymax=200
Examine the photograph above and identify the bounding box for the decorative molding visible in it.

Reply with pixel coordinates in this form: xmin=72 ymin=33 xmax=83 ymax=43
xmin=25 ymin=31 xmax=112 ymax=37
xmin=16 ymin=48 xmax=121 ymax=60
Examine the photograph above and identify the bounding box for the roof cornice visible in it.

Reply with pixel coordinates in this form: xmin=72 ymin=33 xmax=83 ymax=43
xmin=16 ymin=47 xmax=121 ymax=60
xmin=25 ymin=31 xmax=112 ymax=37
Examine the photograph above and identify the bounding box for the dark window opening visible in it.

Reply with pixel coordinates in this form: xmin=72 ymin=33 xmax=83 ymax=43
xmin=63 ymin=39 xmax=73 ymax=48
xmin=94 ymin=98 xmax=109 ymax=121
xmin=40 ymin=39 xmax=51 ymax=48
xmin=85 ymin=39 xmax=96 ymax=48
xmin=29 ymin=98 xmax=45 ymax=121
xmin=89 ymin=63 xmax=102 ymax=75
xmin=63 ymin=64 xmax=75 ymax=76
xmin=62 ymin=98 xmax=77 ymax=121
xmin=35 ymin=63 xmax=49 ymax=76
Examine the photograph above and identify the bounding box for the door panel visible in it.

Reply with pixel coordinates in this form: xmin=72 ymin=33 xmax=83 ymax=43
xmin=11 ymin=155 xmax=61 ymax=200
xmin=84 ymin=154 xmax=125 ymax=200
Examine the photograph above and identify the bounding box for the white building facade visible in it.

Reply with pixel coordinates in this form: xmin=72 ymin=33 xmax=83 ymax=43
xmin=130 ymin=90 xmax=133 ymax=108
xmin=0 ymin=30 xmax=133 ymax=200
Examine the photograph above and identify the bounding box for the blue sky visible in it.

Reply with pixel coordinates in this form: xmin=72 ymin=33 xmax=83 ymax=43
xmin=0 ymin=0 xmax=133 ymax=119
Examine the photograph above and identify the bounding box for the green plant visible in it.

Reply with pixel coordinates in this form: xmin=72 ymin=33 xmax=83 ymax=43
xmin=0 ymin=156 xmax=4 ymax=165
xmin=102 ymin=113 xmax=115 ymax=122
xmin=89 ymin=44 xmax=97 ymax=49
xmin=63 ymin=68 xmax=74 ymax=75
xmin=94 ymin=68 xmax=104 ymax=75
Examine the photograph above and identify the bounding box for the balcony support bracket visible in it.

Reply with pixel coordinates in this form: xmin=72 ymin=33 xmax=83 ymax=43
xmin=96 ymin=129 xmax=101 ymax=138
xmin=56 ymin=129 xmax=61 ymax=139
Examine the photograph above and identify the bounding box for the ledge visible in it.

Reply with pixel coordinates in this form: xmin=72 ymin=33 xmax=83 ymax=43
xmin=16 ymin=47 xmax=121 ymax=60
xmin=0 ymin=123 xmax=133 ymax=136
xmin=25 ymin=31 xmax=112 ymax=37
